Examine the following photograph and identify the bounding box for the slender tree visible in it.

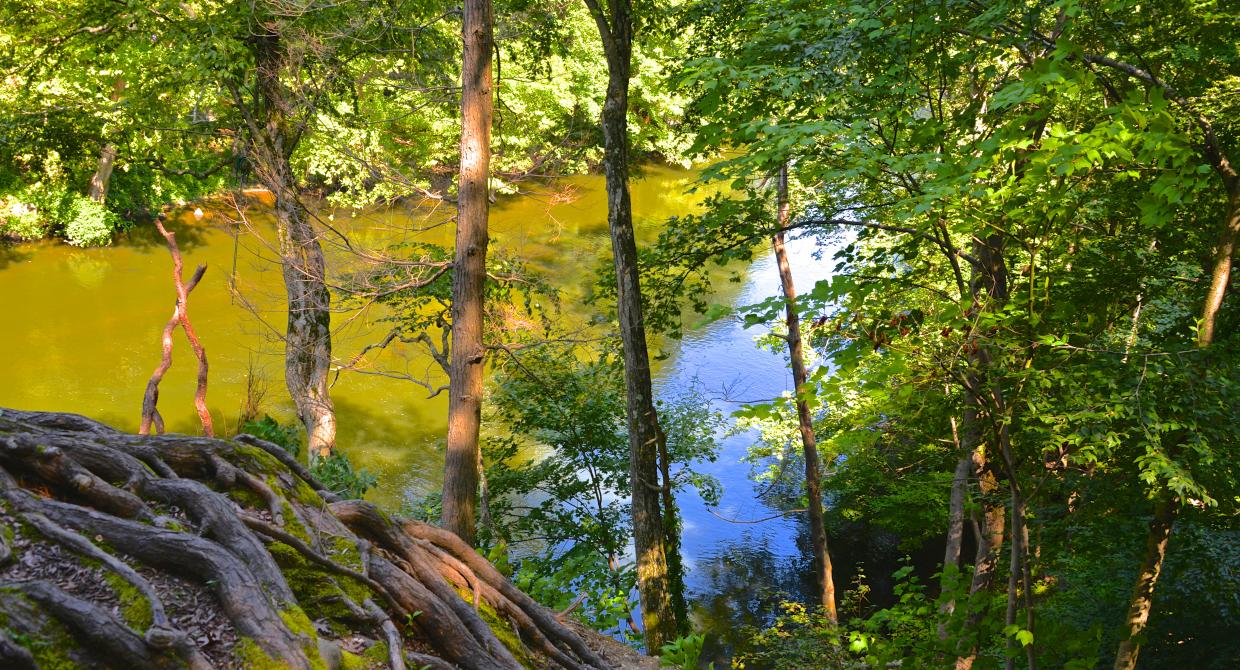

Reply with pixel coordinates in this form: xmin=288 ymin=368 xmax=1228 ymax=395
xmin=581 ymin=0 xmax=678 ymax=651
xmin=772 ymin=164 xmax=837 ymax=620
xmin=441 ymin=0 xmax=495 ymax=545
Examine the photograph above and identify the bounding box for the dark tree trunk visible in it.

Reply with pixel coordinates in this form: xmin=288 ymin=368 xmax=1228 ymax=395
xmin=772 ymin=164 xmax=837 ymax=621
xmin=441 ymin=0 xmax=494 ymax=546
xmin=939 ymin=444 xmax=970 ymax=639
xmin=251 ymin=33 xmax=336 ymax=458
xmin=582 ymin=0 xmax=677 ymax=651
xmin=955 ymin=233 xmax=1010 ymax=670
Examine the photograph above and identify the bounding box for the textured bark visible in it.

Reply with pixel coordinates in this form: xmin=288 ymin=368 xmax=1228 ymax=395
xmin=955 ymin=233 xmax=1010 ymax=670
xmin=0 ymin=408 xmax=631 ymax=670
xmin=1199 ymin=184 xmax=1239 ymax=346
xmin=88 ymin=145 xmax=117 ymax=203
xmin=772 ymin=165 xmax=837 ymax=620
xmin=1112 ymin=498 xmax=1175 ymax=670
xmin=441 ymin=0 xmax=494 ymax=545
xmin=88 ymin=79 xmax=125 ymax=204
xmin=140 ymin=264 xmax=206 ymax=435
xmin=581 ymin=0 xmax=677 ymax=652
xmin=251 ymin=33 xmax=336 ymax=458
xmin=939 ymin=447 xmax=970 ymax=639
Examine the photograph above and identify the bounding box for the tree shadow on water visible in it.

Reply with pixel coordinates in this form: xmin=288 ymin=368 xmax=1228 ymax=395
xmin=0 ymin=242 xmax=33 ymax=270
xmin=689 ymin=516 xmax=946 ymax=668
xmin=111 ymin=205 xmax=248 ymax=253
xmin=332 ymin=395 xmax=445 ymax=507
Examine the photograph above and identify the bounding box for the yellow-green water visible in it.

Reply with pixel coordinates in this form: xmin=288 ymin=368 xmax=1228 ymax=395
xmin=1 ymin=165 xmax=905 ymax=663
xmin=0 ymin=165 xmax=711 ymax=509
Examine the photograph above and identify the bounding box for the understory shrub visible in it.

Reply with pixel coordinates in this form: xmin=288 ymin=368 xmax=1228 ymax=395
xmin=0 ymin=181 xmax=122 ymax=246
xmin=240 ymin=414 xmax=377 ymax=500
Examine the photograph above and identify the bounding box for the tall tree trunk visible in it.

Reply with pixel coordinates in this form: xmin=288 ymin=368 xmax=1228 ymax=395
xmin=252 ymin=33 xmax=336 ymax=459
xmin=441 ymin=0 xmax=494 ymax=546
xmin=955 ymin=233 xmax=1010 ymax=670
xmin=939 ymin=444 xmax=970 ymax=639
xmin=772 ymin=164 xmax=837 ymax=621
xmin=582 ymin=0 xmax=677 ymax=651
xmin=1113 ymin=175 xmax=1236 ymax=670
xmin=1198 ymin=184 xmax=1239 ymax=345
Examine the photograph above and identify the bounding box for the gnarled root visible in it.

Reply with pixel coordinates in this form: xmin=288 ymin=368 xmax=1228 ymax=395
xmin=0 ymin=408 xmax=629 ymax=670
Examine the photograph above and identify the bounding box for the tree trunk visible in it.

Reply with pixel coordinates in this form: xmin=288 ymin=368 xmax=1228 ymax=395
xmin=955 ymin=233 xmax=1010 ymax=670
xmin=581 ymin=0 xmax=677 ymax=651
xmin=88 ymin=145 xmax=117 ymax=204
xmin=89 ymin=79 xmax=125 ymax=204
xmin=252 ymin=33 xmax=336 ymax=459
xmin=441 ymin=0 xmax=494 ymax=546
xmin=1112 ymin=497 xmax=1174 ymax=670
xmin=1198 ymin=184 xmax=1239 ymax=345
xmin=1112 ymin=175 xmax=1236 ymax=669
xmin=939 ymin=447 xmax=970 ymax=639
xmin=772 ymin=164 xmax=837 ymax=621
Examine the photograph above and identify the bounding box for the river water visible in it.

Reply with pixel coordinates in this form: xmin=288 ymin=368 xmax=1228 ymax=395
xmin=0 ymin=165 xmax=873 ymax=662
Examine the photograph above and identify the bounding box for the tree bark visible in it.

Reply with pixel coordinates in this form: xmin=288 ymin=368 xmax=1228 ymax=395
xmin=88 ymin=79 xmax=125 ymax=204
xmin=939 ymin=444 xmax=970 ymax=639
xmin=955 ymin=233 xmax=1010 ymax=670
xmin=1198 ymin=183 xmax=1239 ymax=345
xmin=251 ymin=32 xmax=336 ymax=458
xmin=582 ymin=0 xmax=678 ymax=651
xmin=441 ymin=0 xmax=494 ymax=546
xmin=140 ymin=216 xmax=212 ymax=437
xmin=1112 ymin=174 xmax=1236 ymax=670
xmin=88 ymin=145 xmax=117 ymax=204
xmin=1112 ymin=497 xmax=1174 ymax=670
xmin=772 ymin=164 xmax=837 ymax=621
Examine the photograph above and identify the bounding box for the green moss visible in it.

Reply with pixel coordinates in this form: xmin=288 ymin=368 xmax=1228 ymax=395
xmin=103 ymin=573 xmax=153 ymax=631
xmin=226 ymin=485 xmax=266 ymax=510
xmin=230 ymin=444 xmax=285 ymax=477
xmin=0 ymin=588 xmax=81 ymax=670
xmin=229 ymin=446 xmax=322 ymax=507
xmin=361 ymin=642 xmax=388 ymax=664
xmin=233 ymin=608 xmax=331 ymax=670
xmin=267 ymin=541 xmax=374 ymax=631
xmin=235 ymin=637 xmax=299 ymax=670
xmin=279 ymin=606 xmax=317 ymax=639
xmin=450 ymin=585 xmax=536 ymax=669
xmin=340 ymin=649 xmax=373 ymax=670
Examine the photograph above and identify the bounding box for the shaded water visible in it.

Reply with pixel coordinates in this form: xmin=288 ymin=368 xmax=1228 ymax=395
xmin=0 ymin=165 xmax=926 ymax=664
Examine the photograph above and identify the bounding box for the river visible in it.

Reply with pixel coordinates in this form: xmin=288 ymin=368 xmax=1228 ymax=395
xmin=0 ymin=165 xmax=903 ymax=664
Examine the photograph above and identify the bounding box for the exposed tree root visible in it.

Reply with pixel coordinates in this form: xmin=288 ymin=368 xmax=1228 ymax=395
xmin=0 ymin=408 xmax=650 ymax=670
